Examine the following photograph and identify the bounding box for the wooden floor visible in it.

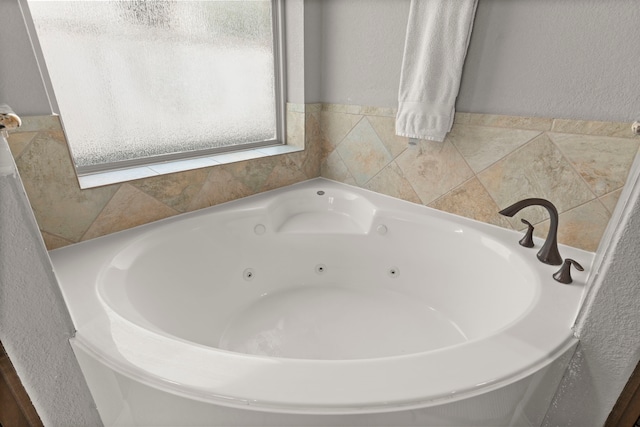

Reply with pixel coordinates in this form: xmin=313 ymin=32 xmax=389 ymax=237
xmin=0 ymin=342 xmax=43 ymax=427
xmin=606 ymin=358 xmax=640 ymax=427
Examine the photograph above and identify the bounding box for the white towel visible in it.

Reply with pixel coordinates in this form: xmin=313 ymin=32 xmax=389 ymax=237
xmin=396 ymin=0 xmax=478 ymax=142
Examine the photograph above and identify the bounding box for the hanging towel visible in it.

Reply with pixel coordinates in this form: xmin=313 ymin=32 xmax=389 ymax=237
xmin=396 ymin=0 xmax=478 ymax=142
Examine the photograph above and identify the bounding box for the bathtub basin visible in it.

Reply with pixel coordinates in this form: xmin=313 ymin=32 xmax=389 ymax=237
xmin=50 ymin=178 xmax=591 ymax=424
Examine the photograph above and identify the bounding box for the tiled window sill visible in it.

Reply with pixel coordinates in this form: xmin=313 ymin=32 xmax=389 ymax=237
xmin=78 ymin=144 xmax=303 ymax=189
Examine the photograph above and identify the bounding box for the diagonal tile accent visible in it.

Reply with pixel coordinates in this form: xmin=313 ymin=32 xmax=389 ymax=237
xmin=429 ymin=178 xmax=513 ymax=229
xmin=367 ymin=115 xmax=410 ymax=158
xmin=337 ymin=118 xmax=393 ymax=185
xmin=226 ymin=157 xmax=278 ymax=193
xmin=549 ymin=132 xmax=639 ymax=197
xmin=599 ymin=189 xmax=623 ymax=214
xmin=261 ymin=155 xmax=309 ymax=192
xmin=41 ymin=231 xmax=74 ymax=251
xmin=395 ymin=140 xmax=474 ymax=205
xmin=320 ymin=111 xmax=363 ymax=151
xmin=188 ymin=167 xmax=254 ymax=211
xmin=15 ymin=130 xmax=119 ymax=242
xmin=534 ymin=199 xmax=611 ymax=252
xmin=82 ymin=184 xmax=178 ymax=241
xmin=131 ymin=168 xmax=209 ymax=213
xmin=448 ymin=125 xmax=541 ymax=173
xmin=321 ymin=150 xmax=355 ymax=184
xmin=11 ymin=107 xmax=637 ymax=253
xmin=364 ymin=161 xmax=422 ymax=204
xmin=6 ymin=131 xmax=38 ymax=158
xmin=477 ymin=133 xmax=596 ymax=227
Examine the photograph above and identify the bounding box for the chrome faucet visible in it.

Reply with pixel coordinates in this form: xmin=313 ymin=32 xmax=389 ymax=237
xmin=499 ymin=198 xmax=563 ymax=265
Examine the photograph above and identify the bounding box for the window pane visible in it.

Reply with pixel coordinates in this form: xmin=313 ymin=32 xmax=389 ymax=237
xmin=29 ymin=0 xmax=278 ymax=170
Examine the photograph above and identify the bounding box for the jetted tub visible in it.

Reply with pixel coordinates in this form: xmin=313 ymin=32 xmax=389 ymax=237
xmin=50 ymin=178 xmax=592 ymax=426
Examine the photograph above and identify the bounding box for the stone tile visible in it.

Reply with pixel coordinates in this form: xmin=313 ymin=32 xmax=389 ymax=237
xmin=188 ymin=167 xmax=254 ymax=211
xmin=448 ymin=125 xmax=541 ymax=173
xmin=359 ymin=105 xmax=396 ymax=117
xmin=131 ymin=168 xmax=209 ymax=213
xmin=477 ymin=133 xmax=596 ymax=227
xmin=284 ymin=110 xmax=320 ymax=177
xmin=534 ymin=199 xmax=611 ymax=252
xmin=336 ymin=118 xmax=393 ymax=186
xmin=364 ymin=162 xmax=422 ymax=204
xmin=305 ymin=103 xmax=322 ymax=114
xmin=287 ymin=140 xmax=320 ymax=180
xmin=344 ymin=104 xmax=363 ymax=115
xmin=549 ymin=132 xmax=639 ymax=197
xmin=82 ymin=184 xmax=178 ymax=241
xmin=468 ymin=114 xmax=553 ymax=131
xmin=319 ymin=111 xmax=362 ymax=150
xmin=453 ymin=112 xmax=472 ymax=125
xmin=321 ymin=150 xmax=354 ymax=184
xmin=286 ymin=110 xmax=305 ymax=149
xmin=429 ymin=178 xmax=513 ymax=229
xmin=14 ymin=115 xmax=62 ymax=133
xmin=6 ymin=131 xmax=37 ymax=158
xmin=551 ymin=119 xmax=634 ymax=138
xmin=367 ymin=115 xmax=410 ymax=158
xmin=15 ymin=130 xmax=119 ymax=242
xmin=303 ymin=110 xmax=323 ymax=177
xmin=599 ymin=188 xmax=623 ymax=214
xmin=286 ymin=102 xmax=305 ymax=114
xmin=226 ymin=156 xmax=278 ymax=193
xmin=285 ymin=149 xmax=305 ymax=173
xmin=395 ymin=140 xmax=474 ymax=205
xmin=322 ymin=103 xmax=348 ymax=113
xmin=41 ymin=231 xmax=74 ymax=250
xmin=260 ymin=155 xmax=308 ymax=192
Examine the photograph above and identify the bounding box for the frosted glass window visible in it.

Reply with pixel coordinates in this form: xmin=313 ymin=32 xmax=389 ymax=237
xmin=28 ymin=0 xmax=282 ymax=172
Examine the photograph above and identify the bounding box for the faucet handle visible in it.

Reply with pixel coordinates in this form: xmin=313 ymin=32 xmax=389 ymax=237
xmin=553 ymin=258 xmax=584 ymax=284
xmin=519 ymin=219 xmax=535 ymax=248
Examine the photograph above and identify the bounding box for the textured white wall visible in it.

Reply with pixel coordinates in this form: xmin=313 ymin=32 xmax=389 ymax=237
xmin=0 ymin=138 xmax=102 ymax=426
xmin=285 ymin=0 xmax=305 ymax=104
xmin=0 ymin=0 xmax=53 ymax=115
xmin=303 ymin=0 xmax=323 ymax=103
xmin=311 ymin=0 xmax=640 ymax=122
xmin=459 ymin=0 xmax=640 ymax=122
xmin=311 ymin=0 xmax=409 ymax=107
xmin=6 ymin=0 xmax=640 ymax=122
xmin=543 ymin=155 xmax=640 ymax=426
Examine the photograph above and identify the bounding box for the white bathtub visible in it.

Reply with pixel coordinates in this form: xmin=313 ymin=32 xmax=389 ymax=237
xmin=50 ymin=178 xmax=592 ymax=426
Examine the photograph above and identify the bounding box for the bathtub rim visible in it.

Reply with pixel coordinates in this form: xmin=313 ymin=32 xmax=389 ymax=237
xmin=70 ymin=327 xmax=580 ymax=415
xmin=51 ymin=178 xmax=592 ymax=414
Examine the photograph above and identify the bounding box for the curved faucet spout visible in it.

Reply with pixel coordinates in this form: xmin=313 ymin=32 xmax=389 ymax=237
xmin=499 ymin=198 xmax=563 ymax=265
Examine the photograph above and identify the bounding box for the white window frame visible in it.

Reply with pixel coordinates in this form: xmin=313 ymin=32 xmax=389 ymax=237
xmin=24 ymin=0 xmax=289 ymax=188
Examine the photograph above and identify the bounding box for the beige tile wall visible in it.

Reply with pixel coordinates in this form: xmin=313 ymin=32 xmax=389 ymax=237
xmin=320 ymin=104 xmax=639 ymax=252
xmin=7 ymin=106 xmax=321 ymax=250
xmin=8 ymin=103 xmax=639 ymax=252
